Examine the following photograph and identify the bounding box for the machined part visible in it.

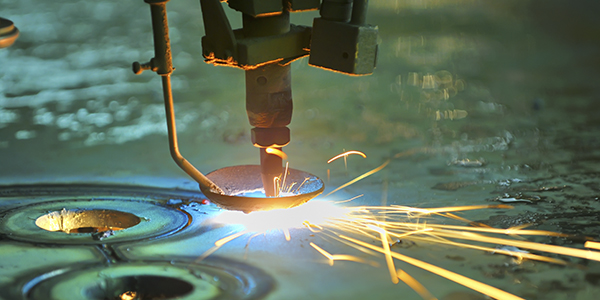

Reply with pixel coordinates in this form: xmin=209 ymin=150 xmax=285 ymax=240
xmin=228 ymin=0 xmax=283 ymax=17
xmin=0 ymin=17 xmax=19 ymax=48
xmin=144 ymin=0 xmax=173 ymax=75
xmin=245 ymin=63 xmax=293 ymax=128
xmin=200 ymin=0 xmax=237 ymax=62
xmin=350 ymin=0 xmax=369 ymax=25
xmin=251 ymin=127 xmax=290 ymax=148
xmin=241 ymin=11 xmax=294 ymax=198
xmin=309 ymin=0 xmax=378 ymax=75
xmin=242 ymin=11 xmax=290 ymax=37
xmin=286 ymin=0 xmax=321 ymax=12
xmin=309 ymin=17 xmax=378 ymax=75
xmin=200 ymin=0 xmax=310 ymax=69
xmin=320 ymin=0 xmax=353 ymax=22
xmin=245 ymin=63 xmax=293 ymax=197
xmin=234 ymin=25 xmax=311 ymax=68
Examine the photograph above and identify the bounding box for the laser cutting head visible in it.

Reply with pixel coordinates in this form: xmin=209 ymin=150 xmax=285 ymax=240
xmin=133 ymin=0 xmax=376 ymax=211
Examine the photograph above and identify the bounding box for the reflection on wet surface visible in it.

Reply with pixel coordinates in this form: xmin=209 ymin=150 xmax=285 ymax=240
xmin=2 ymin=0 xmax=600 ymax=299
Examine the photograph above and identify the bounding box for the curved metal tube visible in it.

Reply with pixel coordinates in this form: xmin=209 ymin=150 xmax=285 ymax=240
xmin=136 ymin=0 xmax=224 ymax=194
xmin=161 ymin=75 xmax=224 ymax=194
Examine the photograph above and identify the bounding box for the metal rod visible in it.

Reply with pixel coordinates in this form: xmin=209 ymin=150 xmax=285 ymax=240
xmin=350 ymin=0 xmax=368 ymax=25
xmin=161 ymin=75 xmax=224 ymax=194
xmin=138 ymin=0 xmax=224 ymax=194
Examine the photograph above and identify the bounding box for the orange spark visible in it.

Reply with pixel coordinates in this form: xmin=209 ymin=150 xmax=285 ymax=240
xmin=325 ymin=159 xmax=390 ymax=197
xmin=327 ymin=150 xmax=367 ymax=164
xmin=339 ymin=234 xmax=526 ymax=300
xmin=369 ymin=225 xmax=399 ymax=284
xmin=310 ymin=242 xmax=377 ymax=267
xmin=197 ymin=230 xmax=247 ymax=261
xmin=430 ymin=229 xmax=600 ymax=261
xmin=396 ymin=269 xmax=437 ymax=300
xmin=585 ymin=241 xmax=600 ymax=251
xmin=265 ymin=147 xmax=288 ymax=160
xmin=333 ymin=194 xmax=364 ymax=204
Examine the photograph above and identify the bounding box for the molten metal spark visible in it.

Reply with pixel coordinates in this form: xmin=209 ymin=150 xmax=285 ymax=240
xmin=585 ymin=241 xmax=600 ymax=251
xmin=327 ymin=150 xmax=367 ymax=164
xmin=309 ymin=242 xmax=377 ymax=266
xmin=265 ymin=147 xmax=288 ymax=160
xmin=201 ymin=155 xmax=600 ymax=300
xmin=325 ymin=159 xmax=390 ymax=197
xmin=339 ymin=234 xmax=525 ymax=300
xmin=205 ymin=201 xmax=600 ymax=300
xmin=369 ymin=224 xmax=399 ymax=284
xmin=396 ymin=268 xmax=437 ymax=300
xmin=119 ymin=291 xmax=137 ymax=300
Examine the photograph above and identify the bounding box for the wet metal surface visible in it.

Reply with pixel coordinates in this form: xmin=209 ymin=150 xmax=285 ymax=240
xmin=2 ymin=0 xmax=600 ymax=299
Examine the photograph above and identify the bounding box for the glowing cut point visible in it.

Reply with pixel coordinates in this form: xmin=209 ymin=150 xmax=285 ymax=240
xmin=210 ymin=200 xmax=349 ymax=233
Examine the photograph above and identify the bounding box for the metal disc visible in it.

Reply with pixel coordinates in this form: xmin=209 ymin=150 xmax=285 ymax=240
xmin=200 ymin=165 xmax=324 ymax=213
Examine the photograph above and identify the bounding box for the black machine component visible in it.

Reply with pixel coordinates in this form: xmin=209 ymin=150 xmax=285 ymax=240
xmin=200 ymin=0 xmax=378 ymax=197
xmin=132 ymin=0 xmax=377 ymax=210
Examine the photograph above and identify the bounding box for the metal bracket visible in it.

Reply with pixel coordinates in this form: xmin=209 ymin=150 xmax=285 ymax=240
xmin=199 ymin=0 xmax=311 ymax=69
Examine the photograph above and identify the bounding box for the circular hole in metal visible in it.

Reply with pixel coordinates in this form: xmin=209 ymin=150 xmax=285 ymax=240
xmin=0 ymin=194 xmax=191 ymax=245
xmin=23 ymin=259 xmax=275 ymax=300
xmin=342 ymin=52 xmax=349 ymax=59
xmin=35 ymin=209 xmax=141 ymax=234
xmin=86 ymin=275 xmax=193 ymax=300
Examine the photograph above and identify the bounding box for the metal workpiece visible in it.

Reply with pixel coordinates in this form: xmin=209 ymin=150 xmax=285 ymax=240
xmin=22 ymin=258 xmax=275 ymax=300
xmin=245 ymin=63 xmax=293 ymax=128
xmin=0 ymin=17 xmax=19 ymax=48
xmin=133 ymin=0 xmax=224 ymax=194
xmin=0 ymin=198 xmax=189 ymax=245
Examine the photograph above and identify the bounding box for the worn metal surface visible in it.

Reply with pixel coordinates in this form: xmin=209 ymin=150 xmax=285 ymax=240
xmin=2 ymin=0 xmax=600 ymax=299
